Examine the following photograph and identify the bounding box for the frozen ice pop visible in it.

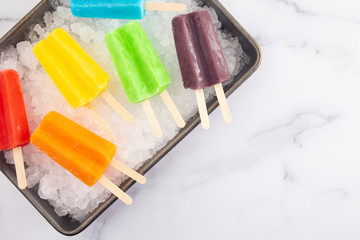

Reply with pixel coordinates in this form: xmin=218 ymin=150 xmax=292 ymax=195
xmin=31 ymin=111 xmax=146 ymax=205
xmin=71 ymin=0 xmax=186 ymax=19
xmin=105 ymin=21 xmax=185 ymax=137
xmin=33 ymin=28 xmax=134 ymax=139
xmin=0 ymin=69 xmax=29 ymax=189
xmin=172 ymin=10 xmax=232 ymax=128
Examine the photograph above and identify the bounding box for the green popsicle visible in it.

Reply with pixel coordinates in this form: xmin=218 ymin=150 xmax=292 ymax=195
xmin=105 ymin=21 xmax=172 ymax=104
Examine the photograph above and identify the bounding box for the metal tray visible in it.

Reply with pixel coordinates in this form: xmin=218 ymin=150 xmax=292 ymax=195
xmin=0 ymin=0 xmax=261 ymax=236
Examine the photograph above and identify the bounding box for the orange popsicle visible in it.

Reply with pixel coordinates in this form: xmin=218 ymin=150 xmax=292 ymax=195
xmin=31 ymin=111 xmax=115 ymax=186
xmin=31 ymin=111 xmax=146 ymax=205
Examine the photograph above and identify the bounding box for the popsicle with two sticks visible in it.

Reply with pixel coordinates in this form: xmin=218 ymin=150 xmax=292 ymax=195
xmin=71 ymin=0 xmax=186 ymax=19
xmin=31 ymin=111 xmax=146 ymax=205
xmin=33 ymin=28 xmax=134 ymax=141
xmin=172 ymin=10 xmax=232 ymax=129
xmin=105 ymin=21 xmax=185 ymax=138
xmin=0 ymin=69 xmax=29 ymax=189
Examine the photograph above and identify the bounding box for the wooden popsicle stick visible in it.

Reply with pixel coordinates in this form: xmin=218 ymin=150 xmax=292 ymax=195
xmin=110 ymin=159 xmax=146 ymax=184
xmin=195 ymin=89 xmax=210 ymax=130
xmin=142 ymin=100 xmax=163 ymax=138
xmin=214 ymin=83 xmax=232 ymax=124
xmin=13 ymin=147 xmax=27 ymax=190
xmin=100 ymin=90 xmax=134 ymax=124
xmin=144 ymin=2 xmax=186 ymax=12
xmin=98 ymin=175 xmax=132 ymax=205
xmin=160 ymin=90 xmax=185 ymax=128
xmin=86 ymin=104 xmax=115 ymax=141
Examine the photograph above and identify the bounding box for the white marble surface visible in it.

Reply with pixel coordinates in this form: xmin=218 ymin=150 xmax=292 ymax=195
xmin=1 ymin=0 xmax=360 ymax=239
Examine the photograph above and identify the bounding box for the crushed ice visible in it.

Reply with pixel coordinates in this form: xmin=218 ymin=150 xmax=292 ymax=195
xmin=1 ymin=0 xmax=249 ymax=221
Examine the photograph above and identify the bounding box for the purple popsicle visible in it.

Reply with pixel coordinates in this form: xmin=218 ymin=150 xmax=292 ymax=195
xmin=172 ymin=9 xmax=231 ymax=89
xmin=172 ymin=10 xmax=232 ymax=128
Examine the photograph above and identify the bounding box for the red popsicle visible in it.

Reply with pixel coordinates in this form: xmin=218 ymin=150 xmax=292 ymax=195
xmin=0 ymin=69 xmax=30 ymax=189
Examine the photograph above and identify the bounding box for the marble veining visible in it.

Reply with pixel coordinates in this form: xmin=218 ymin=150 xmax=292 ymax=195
xmin=274 ymin=0 xmax=314 ymax=15
xmin=252 ymin=112 xmax=340 ymax=147
xmin=0 ymin=17 xmax=18 ymax=21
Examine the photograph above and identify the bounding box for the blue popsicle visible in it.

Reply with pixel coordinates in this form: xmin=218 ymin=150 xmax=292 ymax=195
xmin=71 ymin=0 xmax=186 ymax=19
xmin=71 ymin=0 xmax=146 ymax=19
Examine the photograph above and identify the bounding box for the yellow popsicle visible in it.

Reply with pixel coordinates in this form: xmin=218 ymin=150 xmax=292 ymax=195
xmin=33 ymin=28 xmax=110 ymax=108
